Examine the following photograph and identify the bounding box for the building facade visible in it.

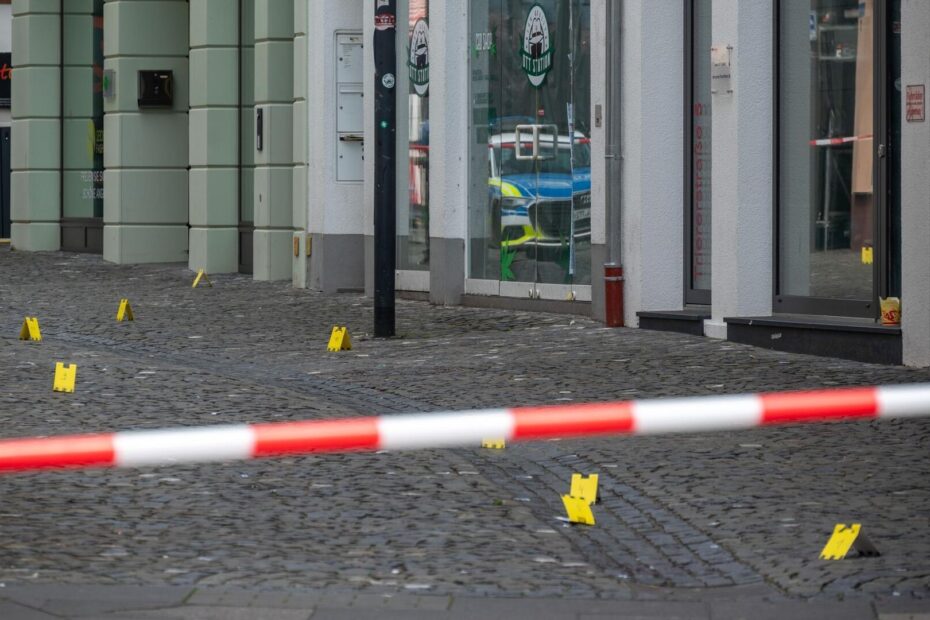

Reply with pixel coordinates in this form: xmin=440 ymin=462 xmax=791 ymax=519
xmin=9 ymin=0 xmax=930 ymax=366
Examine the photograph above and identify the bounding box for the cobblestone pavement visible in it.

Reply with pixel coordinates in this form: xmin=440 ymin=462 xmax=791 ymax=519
xmin=0 ymin=247 xmax=928 ymax=611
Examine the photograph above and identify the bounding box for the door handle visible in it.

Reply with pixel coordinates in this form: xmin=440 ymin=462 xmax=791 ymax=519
xmin=515 ymin=124 xmax=560 ymax=161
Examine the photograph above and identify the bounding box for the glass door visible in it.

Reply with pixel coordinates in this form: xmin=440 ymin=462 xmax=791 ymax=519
xmin=468 ymin=0 xmax=590 ymax=300
xmin=60 ymin=1 xmax=104 ymax=253
xmin=776 ymin=0 xmax=899 ymax=317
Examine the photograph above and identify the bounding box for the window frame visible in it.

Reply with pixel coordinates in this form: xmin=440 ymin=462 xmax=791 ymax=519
xmin=684 ymin=0 xmax=712 ymax=306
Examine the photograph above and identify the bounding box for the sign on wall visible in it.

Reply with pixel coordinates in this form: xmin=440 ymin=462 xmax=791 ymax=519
xmin=0 ymin=52 xmax=11 ymax=108
xmin=710 ymin=45 xmax=733 ymax=95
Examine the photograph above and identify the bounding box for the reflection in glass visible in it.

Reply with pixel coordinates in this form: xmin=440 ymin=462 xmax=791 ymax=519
xmin=397 ymin=0 xmax=430 ymax=271
xmin=779 ymin=0 xmax=874 ymax=301
xmin=691 ymin=0 xmax=712 ymax=293
xmin=62 ymin=1 xmax=104 ymax=220
xmin=468 ymin=0 xmax=591 ymax=288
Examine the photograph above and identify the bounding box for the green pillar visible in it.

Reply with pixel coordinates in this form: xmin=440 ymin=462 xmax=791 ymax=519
xmin=252 ymin=0 xmax=293 ymax=281
xmin=11 ymin=0 xmax=62 ymax=251
xmin=188 ymin=0 xmax=239 ymax=273
xmin=102 ymin=0 xmax=189 ymax=264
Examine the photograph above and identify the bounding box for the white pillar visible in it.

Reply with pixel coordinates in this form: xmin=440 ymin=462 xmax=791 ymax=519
xmin=621 ymin=0 xmax=685 ymax=327
xmin=427 ymin=1 xmax=469 ymax=305
xmin=901 ymin=0 xmax=930 ymax=366
xmin=706 ymin=0 xmax=773 ymax=338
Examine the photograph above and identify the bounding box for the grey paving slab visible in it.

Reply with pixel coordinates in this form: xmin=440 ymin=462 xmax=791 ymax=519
xmin=0 ymin=247 xmax=928 ymax=609
xmin=709 ymin=599 xmax=878 ymax=620
xmin=0 ymin=600 xmax=59 ymax=620
xmin=97 ymin=607 xmax=313 ymax=620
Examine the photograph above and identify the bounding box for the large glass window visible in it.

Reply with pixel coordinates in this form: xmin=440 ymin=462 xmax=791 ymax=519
xmin=687 ymin=0 xmax=712 ymax=303
xmin=397 ymin=0 xmax=430 ymax=272
xmin=61 ymin=0 xmax=104 ymax=252
xmin=468 ymin=0 xmax=591 ymax=295
xmin=778 ymin=0 xmax=876 ymax=312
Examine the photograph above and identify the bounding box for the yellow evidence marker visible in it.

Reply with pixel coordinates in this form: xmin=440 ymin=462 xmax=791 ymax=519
xmin=327 ymin=326 xmax=352 ymax=351
xmin=861 ymin=246 xmax=874 ymax=265
xmin=116 ymin=298 xmax=135 ymax=322
xmin=192 ymin=269 xmax=213 ymax=288
xmin=19 ymin=317 xmax=42 ymax=341
xmin=570 ymin=473 xmax=599 ymax=504
xmin=481 ymin=439 xmax=506 ymax=449
xmin=53 ymin=363 xmax=78 ymax=393
xmin=820 ymin=523 xmax=880 ymax=560
xmin=561 ymin=495 xmax=596 ymax=525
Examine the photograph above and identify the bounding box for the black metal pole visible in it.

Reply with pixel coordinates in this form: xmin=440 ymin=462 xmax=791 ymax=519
xmin=373 ymin=0 xmax=397 ymax=338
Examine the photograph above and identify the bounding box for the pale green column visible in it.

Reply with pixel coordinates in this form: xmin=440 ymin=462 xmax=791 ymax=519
xmin=292 ymin=0 xmax=308 ymax=287
xmin=102 ymin=0 xmax=189 ymax=264
xmin=10 ymin=0 xmax=62 ymax=251
xmin=188 ymin=0 xmax=239 ymax=273
xmin=252 ymin=0 xmax=293 ymax=281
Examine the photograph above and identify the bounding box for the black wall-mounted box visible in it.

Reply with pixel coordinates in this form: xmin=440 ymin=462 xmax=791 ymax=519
xmin=137 ymin=70 xmax=174 ymax=108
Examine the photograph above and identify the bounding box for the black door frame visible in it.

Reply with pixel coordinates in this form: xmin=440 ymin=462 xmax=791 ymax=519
xmin=0 ymin=126 xmax=10 ymax=239
xmin=683 ymin=0 xmax=711 ymax=306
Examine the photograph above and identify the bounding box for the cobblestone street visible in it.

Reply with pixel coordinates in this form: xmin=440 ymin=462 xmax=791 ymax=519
xmin=0 ymin=248 xmax=929 ymax=617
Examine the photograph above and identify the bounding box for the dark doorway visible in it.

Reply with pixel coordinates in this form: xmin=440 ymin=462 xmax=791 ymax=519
xmin=0 ymin=127 xmax=10 ymax=239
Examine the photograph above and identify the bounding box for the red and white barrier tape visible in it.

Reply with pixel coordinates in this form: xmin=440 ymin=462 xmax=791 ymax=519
xmin=809 ymin=134 xmax=873 ymax=147
xmin=1 ymin=384 xmax=928 ymax=473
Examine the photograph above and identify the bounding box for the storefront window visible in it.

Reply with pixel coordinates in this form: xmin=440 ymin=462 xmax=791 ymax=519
xmin=779 ymin=0 xmax=874 ymax=305
xmin=62 ymin=1 xmax=104 ymax=222
xmin=688 ymin=0 xmax=712 ymax=301
xmin=397 ymin=0 xmax=430 ymax=272
xmin=468 ymin=0 xmax=591 ymax=292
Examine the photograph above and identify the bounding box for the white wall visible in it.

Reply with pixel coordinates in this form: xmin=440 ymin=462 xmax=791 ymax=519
xmin=306 ymin=1 xmax=364 ymax=237
xmin=427 ymin=1 xmax=468 ymax=242
xmin=706 ymin=0 xmax=773 ymax=337
xmin=901 ymin=0 xmax=930 ymax=366
xmin=621 ymin=0 xmax=685 ymax=326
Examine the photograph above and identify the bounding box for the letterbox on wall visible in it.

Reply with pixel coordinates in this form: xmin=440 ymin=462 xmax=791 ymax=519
xmin=137 ymin=70 xmax=174 ymax=108
xmin=335 ymin=33 xmax=364 ymax=182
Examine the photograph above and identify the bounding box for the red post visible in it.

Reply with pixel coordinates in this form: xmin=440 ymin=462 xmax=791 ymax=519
xmin=604 ymin=263 xmax=624 ymax=327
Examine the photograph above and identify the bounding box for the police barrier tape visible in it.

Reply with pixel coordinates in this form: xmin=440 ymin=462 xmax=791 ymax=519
xmin=1 ymin=383 xmax=929 ymax=473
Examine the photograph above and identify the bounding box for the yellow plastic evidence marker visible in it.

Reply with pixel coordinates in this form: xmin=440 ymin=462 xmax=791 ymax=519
xmin=327 ymin=326 xmax=352 ymax=351
xmin=819 ymin=523 xmax=880 ymax=560
xmin=19 ymin=317 xmax=42 ymax=341
xmin=192 ymin=269 xmax=213 ymax=288
xmin=481 ymin=439 xmax=506 ymax=449
xmin=861 ymin=246 xmax=874 ymax=265
xmin=570 ymin=473 xmax=599 ymax=505
xmin=53 ymin=362 xmax=77 ymax=394
xmin=561 ymin=495 xmax=596 ymax=525
xmin=116 ymin=298 xmax=135 ymax=322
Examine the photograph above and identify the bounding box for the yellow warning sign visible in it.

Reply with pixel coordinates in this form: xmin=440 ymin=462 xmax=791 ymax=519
xmin=481 ymin=439 xmax=506 ymax=449
xmin=53 ymin=362 xmax=77 ymax=394
xmin=116 ymin=299 xmax=135 ymax=322
xmin=19 ymin=317 xmax=42 ymax=341
xmin=192 ymin=269 xmax=213 ymax=288
xmin=570 ymin=473 xmax=599 ymax=504
xmin=561 ymin=495 xmax=596 ymax=526
xmin=820 ymin=523 xmax=880 ymax=560
xmin=327 ymin=326 xmax=352 ymax=351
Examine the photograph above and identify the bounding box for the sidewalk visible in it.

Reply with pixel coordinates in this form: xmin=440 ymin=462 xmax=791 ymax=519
xmin=0 ymin=583 xmax=925 ymax=619
xmin=0 ymin=247 xmax=928 ymax=618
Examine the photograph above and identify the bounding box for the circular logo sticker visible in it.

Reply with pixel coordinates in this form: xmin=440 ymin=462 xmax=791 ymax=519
xmin=521 ymin=4 xmax=553 ymax=88
xmin=382 ymin=72 xmax=396 ymax=89
xmin=408 ymin=19 xmax=429 ymax=97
